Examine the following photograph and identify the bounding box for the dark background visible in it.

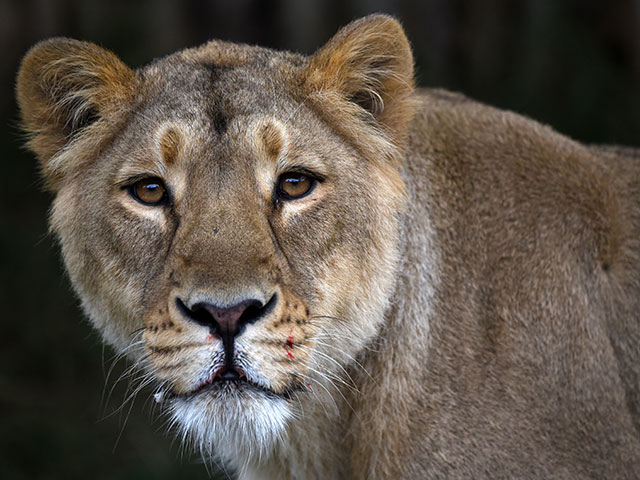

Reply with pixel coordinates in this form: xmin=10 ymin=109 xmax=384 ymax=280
xmin=2 ymin=1 xmax=639 ymax=479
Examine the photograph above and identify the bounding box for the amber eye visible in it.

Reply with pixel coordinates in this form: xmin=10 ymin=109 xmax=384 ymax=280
xmin=129 ymin=178 xmax=167 ymax=205
xmin=277 ymin=173 xmax=316 ymax=200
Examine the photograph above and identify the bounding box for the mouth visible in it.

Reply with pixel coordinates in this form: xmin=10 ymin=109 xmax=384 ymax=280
xmin=175 ymin=365 xmax=281 ymax=400
xmin=164 ymin=365 xmax=307 ymax=403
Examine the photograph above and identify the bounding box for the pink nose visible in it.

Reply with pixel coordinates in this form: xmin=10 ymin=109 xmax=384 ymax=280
xmin=176 ymin=294 xmax=277 ymax=340
xmin=196 ymin=300 xmax=261 ymax=338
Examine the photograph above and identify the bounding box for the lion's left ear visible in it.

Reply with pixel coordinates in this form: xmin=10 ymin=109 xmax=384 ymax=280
xmin=300 ymin=14 xmax=414 ymax=145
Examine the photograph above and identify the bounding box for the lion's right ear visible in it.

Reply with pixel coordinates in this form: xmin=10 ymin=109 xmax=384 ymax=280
xmin=300 ymin=15 xmax=414 ymax=149
xmin=16 ymin=38 xmax=137 ymax=188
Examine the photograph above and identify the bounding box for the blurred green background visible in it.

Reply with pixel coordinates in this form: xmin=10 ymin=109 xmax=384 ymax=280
xmin=1 ymin=0 xmax=639 ymax=479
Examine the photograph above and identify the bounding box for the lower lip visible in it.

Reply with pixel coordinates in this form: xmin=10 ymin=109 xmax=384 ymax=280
xmin=190 ymin=377 xmax=263 ymax=396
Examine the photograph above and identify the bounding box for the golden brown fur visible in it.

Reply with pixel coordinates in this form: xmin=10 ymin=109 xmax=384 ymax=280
xmin=16 ymin=15 xmax=640 ymax=479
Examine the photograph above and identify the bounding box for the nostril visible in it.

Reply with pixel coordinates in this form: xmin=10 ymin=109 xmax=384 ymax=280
xmin=176 ymin=297 xmax=217 ymax=331
xmin=238 ymin=294 xmax=277 ymax=327
xmin=235 ymin=299 xmax=263 ymax=324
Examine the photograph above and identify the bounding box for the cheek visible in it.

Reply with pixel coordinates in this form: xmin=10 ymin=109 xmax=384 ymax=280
xmin=103 ymin=207 xmax=175 ymax=310
xmin=56 ymin=185 xmax=175 ymax=347
xmin=102 ymin=204 xmax=169 ymax=269
xmin=276 ymin=185 xmax=375 ymax=280
xmin=272 ymin=172 xmax=401 ymax=332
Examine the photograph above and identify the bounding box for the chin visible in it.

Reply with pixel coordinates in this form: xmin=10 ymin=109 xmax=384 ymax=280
xmin=166 ymin=381 xmax=295 ymax=467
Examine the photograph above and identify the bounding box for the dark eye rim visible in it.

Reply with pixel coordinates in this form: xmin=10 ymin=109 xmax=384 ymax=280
xmin=125 ymin=177 xmax=170 ymax=206
xmin=275 ymin=172 xmax=321 ymax=201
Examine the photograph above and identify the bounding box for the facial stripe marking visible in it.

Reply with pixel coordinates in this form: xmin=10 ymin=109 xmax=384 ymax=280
xmin=160 ymin=127 xmax=182 ymax=166
xmin=259 ymin=122 xmax=284 ymax=160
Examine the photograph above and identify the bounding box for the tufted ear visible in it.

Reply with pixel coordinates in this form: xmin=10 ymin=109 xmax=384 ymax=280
xmin=16 ymin=38 xmax=137 ymax=188
xmin=301 ymin=15 xmax=414 ymax=147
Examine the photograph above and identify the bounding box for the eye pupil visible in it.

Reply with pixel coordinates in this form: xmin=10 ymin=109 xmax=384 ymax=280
xmin=132 ymin=178 xmax=166 ymax=205
xmin=279 ymin=173 xmax=314 ymax=199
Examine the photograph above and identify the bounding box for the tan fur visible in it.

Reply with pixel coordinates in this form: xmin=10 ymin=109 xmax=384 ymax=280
xmin=16 ymin=15 xmax=640 ymax=479
xmin=159 ymin=127 xmax=182 ymax=166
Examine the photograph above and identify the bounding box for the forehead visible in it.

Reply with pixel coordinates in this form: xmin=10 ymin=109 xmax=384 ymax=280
xmin=111 ymin=47 xmax=333 ymax=183
xmin=136 ymin=44 xmax=303 ymax=135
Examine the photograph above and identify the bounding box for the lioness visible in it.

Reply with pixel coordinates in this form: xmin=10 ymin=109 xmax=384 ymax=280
xmin=16 ymin=14 xmax=640 ymax=479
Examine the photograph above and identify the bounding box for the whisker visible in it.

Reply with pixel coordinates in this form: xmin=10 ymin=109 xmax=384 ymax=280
xmin=297 ymin=344 xmax=360 ymax=395
xmin=101 ymin=338 xmax=146 ymax=411
xmin=310 ymin=314 xmax=349 ymax=323
xmin=302 ymin=344 xmax=360 ymax=391
xmin=312 ymin=337 xmax=373 ymax=379
xmin=304 ymin=372 xmax=341 ymax=416
xmin=112 ymin=389 xmax=136 ymax=453
xmin=103 ymin=371 xmax=154 ymax=420
xmin=304 ymin=361 xmax=356 ymax=409
xmin=306 ymin=322 xmax=373 ymax=379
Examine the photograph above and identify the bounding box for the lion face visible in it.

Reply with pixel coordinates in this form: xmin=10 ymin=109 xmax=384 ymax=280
xmin=17 ymin=16 xmax=413 ymax=464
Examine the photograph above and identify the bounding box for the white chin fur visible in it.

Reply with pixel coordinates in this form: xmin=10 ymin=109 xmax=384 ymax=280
xmin=167 ymin=388 xmax=293 ymax=470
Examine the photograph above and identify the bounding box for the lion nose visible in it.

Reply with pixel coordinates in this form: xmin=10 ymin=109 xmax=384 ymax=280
xmin=176 ymin=294 xmax=277 ymax=340
xmin=193 ymin=300 xmax=262 ymax=338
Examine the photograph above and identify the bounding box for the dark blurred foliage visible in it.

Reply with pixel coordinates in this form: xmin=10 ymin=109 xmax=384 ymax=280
xmin=1 ymin=1 xmax=638 ymax=479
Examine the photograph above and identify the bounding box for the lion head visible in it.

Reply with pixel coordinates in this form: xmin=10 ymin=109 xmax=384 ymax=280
xmin=17 ymin=15 xmax=414 ymax=467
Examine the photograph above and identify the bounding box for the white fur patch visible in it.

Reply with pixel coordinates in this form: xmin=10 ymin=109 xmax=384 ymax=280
xmin=167 ymin=389 xmax=293 ymax=472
